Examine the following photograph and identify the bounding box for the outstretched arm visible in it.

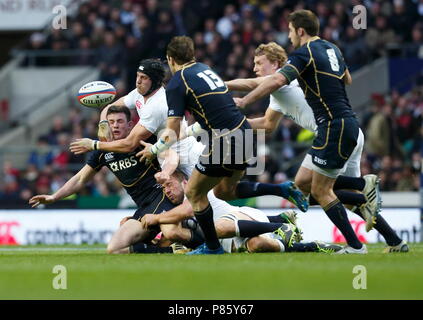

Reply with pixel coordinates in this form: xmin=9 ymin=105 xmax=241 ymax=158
xmin=248 ymin=108 xmax=283 ymax=133
xmin=70 ymin=123 xmax=153 ymax=154
xmin=141 ymin=199 xmax=194 ymax=229
xmin=137 ymin=117 xmax=181 ymax=163
xmin=225 ymin=77 xmax=267 ymax=92
xmin=235 ymin=73 xmax=287 ymax=108
xmin=29 ymin=165 xmax=96 ymax=207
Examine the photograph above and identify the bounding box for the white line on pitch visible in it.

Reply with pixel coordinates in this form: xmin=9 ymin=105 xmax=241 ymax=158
xmin=0 ymin=247 xmax=105 ymax=252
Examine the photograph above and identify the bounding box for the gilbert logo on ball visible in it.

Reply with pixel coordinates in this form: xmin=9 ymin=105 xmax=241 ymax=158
xmin=78 ymin=81 xmax=116 ymax=108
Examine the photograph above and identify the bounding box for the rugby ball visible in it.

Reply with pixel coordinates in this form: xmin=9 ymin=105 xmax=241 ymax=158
xmin=77 ymin=81 xmax=116 ymax=108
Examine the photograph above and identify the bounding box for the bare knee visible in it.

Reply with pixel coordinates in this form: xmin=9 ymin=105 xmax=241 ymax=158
xmin=162 ymin=227 xmax=182 ymax=242
xmin=246 ymin=237 xmax=264 ymax=253
xmin=295 ymin=176 xmax=311 ymax=194
xmin=215 ymin=219 xmax=235 ymax=238
xmin=107 ymin=242 xmax=120 ymax=254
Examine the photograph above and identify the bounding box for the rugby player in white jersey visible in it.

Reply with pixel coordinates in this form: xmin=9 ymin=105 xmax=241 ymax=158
xmin=224 ymin=42 xmax=407 ymax=253
xmin=70 ymin=59 xmax=204 ymax=180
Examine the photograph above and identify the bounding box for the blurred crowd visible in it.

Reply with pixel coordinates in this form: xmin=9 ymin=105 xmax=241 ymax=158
xmin=2 ymin=0 xmax=422 ymax=205
xmin=23 ymin=0 xmax=422 ymax=90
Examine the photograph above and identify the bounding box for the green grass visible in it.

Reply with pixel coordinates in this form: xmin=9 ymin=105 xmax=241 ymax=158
xmin=0 ymin=244 xmax=422 ymax=300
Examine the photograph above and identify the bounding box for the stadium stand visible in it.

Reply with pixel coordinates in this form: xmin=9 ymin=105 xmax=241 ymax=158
xmin=0 ymin=0 xmax=421 ymax=208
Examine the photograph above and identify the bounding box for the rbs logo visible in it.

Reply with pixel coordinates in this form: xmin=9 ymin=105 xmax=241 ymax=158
xmin=109 ymin=156 xmax=138 ymax=172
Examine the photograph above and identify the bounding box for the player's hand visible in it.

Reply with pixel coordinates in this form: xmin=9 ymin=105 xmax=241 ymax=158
xmin=70 ymin=138 xmax=95 ymax=154
xmin=233 ymin=97 xmax=246 ymax=108
xmin=119 ymin=216 xmax=131 ymax=226
xmin=29 ymin=195 xmax=55 ymax=208
xmin=136 ymin=140 xmax=156 ymax=163
xmin=98 ymin=120 xmax=113 ymax=142
xmin=154 ymin=172 xmax=170 ymax=185
xmin=140 ymin=214 xmax=159 ymax=229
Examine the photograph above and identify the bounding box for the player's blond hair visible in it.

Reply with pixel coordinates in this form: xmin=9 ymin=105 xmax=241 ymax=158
xmin=254 ymin=42 xmax=288 ymax=68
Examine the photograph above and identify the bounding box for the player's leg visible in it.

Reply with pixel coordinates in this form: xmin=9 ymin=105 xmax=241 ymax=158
xmin=340 ymin=130 xmax=405 ymax=250
xmin=311 ymin=170 xmax=365 ymax=252
xmin=107 ymin=219 xmax=154 ymax=254
xmin=295 ymin=165 xmax=313 ymax=195
xmin=245 ymin=236 xmax=284 ymax=253
xmin=160 ymin=223 xmax=192 ymax=243
xmin=298 ymin=154 xmax=367 ymax=208
xmin=213 ymin=175 xmax=308 ymax=212
xmin=185 ymin=168 xmax=224 ymax=252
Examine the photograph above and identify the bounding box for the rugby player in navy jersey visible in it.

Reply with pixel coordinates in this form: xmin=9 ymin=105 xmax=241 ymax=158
xmin=138 ymin=36 xmax=306 ymax=255
xmin=226 ymin=41 xmax=407 ymax=253
xmin=234 ymin=10 xmax=379 ymax=254
xmin=30 ymin=106 xmax=186 ymax=254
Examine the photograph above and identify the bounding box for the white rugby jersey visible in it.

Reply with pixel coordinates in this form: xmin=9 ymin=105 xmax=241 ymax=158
xmin=269 ymin=78 xmax=317 ymax=133
xmin=123 ymin=87 xmax=197 ymax=157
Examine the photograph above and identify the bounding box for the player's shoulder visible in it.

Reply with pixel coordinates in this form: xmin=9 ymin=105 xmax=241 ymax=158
xmin=167 ymin=70 xmax=184 ymax=89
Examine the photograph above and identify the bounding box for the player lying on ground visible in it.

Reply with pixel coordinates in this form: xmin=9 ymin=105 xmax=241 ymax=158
xmin=224 ymin=41 xmax=407 ymax=253
xmin=136 ymin=170 xmax=343 ymax=254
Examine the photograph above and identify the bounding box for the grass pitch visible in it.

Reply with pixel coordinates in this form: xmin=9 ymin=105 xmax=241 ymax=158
xmin=0 ymin=244 xmax=422 ymax=300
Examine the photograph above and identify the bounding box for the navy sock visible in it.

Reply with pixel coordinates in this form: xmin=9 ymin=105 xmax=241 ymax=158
xmin=268 ymin=215 xmax=288 ymax=223
xmin=130 ymin=242 xmax=173 ymax=254
xmin=309 ymin=191 xmax=366 ymax=206
xmin=353 ymin=208 xmax=402 ymax=246
xmin=185 ymin=230 xmax=205 ymax=249
xmin=235 ymin=181 xmax=291 ymax=199
xmin=237 ymin=220 xmax=282 ymax=238
xmin=324 ymin=200 xmax=362 ymax=249
xmin=285 ymin=242 xmax=318 ymax=252
xmin=334 ymin=176 xmax=365 ymax=191
xmin=194 ymin=204 xmax=220 ymax=250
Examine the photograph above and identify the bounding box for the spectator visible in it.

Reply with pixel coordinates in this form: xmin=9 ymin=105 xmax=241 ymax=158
xmin=28 ymin=137 xmax=54 ymax=169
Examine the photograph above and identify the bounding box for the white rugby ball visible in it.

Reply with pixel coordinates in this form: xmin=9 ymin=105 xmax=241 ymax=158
xmin=77 ymin=81 xmax=116 ymax=108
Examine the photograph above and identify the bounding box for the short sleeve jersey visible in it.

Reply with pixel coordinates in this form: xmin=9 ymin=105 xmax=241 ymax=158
xmin=269 ymin=78 xmax=317 ymax=133
xmin=278 ymin=38 xmax=355 ymax=124
xmin=86 ymin=135 xmax=161 ymax=204
xmin=166 ymin=62 xmax=245 ymax=132
xmin=124 ymin=87 xmax=168 ymax=134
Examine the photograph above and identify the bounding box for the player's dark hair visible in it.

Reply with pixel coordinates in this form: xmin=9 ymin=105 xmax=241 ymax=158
xmin=106 ymin=105 xmax=131 ymax=122
xmin=166 ymin=36 xmax=195 ymax=65
xmin=288 ymin=10 xmax=320 ymax=36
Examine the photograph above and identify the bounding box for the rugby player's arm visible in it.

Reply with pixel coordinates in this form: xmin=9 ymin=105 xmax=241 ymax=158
xmin=225 ymin=77 xmax=267 ymax=91
xmin=98 ymin=124 xmax=153 ymax=153
xmin=156 ymin=199 xmax=194 ymax=224
xmin=343 ymin=69 xmax=352 ymax=85
xmin=238 ymin=73 xmax=286 ymax=107
xmin=99 ymin=96 xmax=126 ymax=121
xmin=155 ymin=148 xmax=179 ymax=184
xmin=162 ymin=117 xmax=182 ymax=145
xmin=248 ymin=108 xmax=283 ymax=133
xmin=29 ymin=165 xmax=96 ymax=207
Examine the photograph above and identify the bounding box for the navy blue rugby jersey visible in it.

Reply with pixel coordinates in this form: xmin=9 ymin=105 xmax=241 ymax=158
xmin=166 ymin=62 xmax=246 ymax=133
xmin=86 ymin=135 xmax=161 ymax=204
xmin=279 ymin=38 xmax=356 ymax=124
